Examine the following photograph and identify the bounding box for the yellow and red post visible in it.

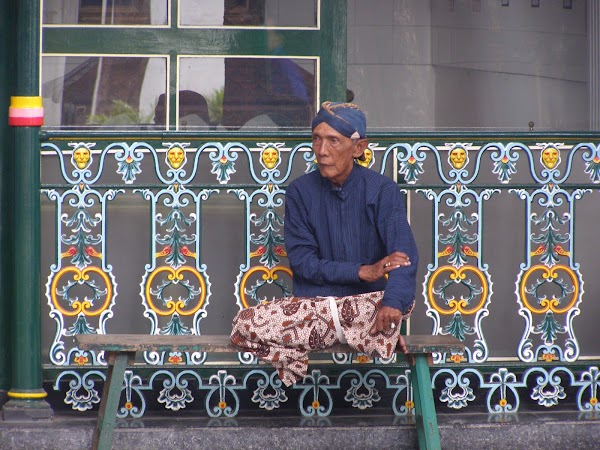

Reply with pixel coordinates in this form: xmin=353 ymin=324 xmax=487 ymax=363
xmin=1 ymin=0 xmax=53 ymax=421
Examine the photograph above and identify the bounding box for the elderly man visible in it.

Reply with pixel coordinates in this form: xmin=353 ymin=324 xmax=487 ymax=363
xmin=231 ymin=102 xmax=418 ymax=386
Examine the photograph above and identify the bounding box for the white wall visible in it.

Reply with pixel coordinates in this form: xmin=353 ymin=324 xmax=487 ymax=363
xmin=347 ymin=0 xmax=588 ymax=131
xmin=347 ymin=0 xmax=436 ymax=130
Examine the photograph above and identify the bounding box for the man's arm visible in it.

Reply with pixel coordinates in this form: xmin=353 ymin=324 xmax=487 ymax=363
xmin=369 ymin=182 xmax=419 ymax=330
xmin=359 ymin=250 xmax=414 ymax=335
xmin=358 ymin=251 xmax=411 ymax=282
xmin=284 ymin=182 xmax=361 ymax=286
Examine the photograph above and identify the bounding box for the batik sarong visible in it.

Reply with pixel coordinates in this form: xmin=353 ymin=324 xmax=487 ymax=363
xmin=230 ymin=290 xmax=413 ymax=386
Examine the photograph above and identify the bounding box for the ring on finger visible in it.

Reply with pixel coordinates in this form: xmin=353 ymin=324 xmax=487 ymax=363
xmin=384 ymin=262 xmax=391 ymax=268
xmin=390 ymin=322 xmax=396 ymax=329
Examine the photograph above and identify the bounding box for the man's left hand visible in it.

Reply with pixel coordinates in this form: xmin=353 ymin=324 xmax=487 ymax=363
xmin=369 ymin=306 xmax=402 ymax=335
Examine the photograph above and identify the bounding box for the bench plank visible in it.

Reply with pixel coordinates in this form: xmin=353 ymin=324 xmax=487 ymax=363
xmin=76 ymin=333 xmax=463 ymax=450
xmin=75 ymin=333 xmax=464 ymax=355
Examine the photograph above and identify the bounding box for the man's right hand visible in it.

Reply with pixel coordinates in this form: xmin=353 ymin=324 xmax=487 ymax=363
xmin=358 ymin=251 xmax=411 ymax=283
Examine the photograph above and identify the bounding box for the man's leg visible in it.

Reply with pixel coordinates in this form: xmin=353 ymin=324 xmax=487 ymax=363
xmin=231 ymin=297 xmax=338 ymax=386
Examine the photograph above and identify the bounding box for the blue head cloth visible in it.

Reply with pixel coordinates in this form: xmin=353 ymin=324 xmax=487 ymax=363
xmin=311 ymin=101 xmax=366 ymax=139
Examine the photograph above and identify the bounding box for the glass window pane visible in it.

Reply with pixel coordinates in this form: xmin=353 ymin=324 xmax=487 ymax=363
xmin=180 ymin=0 xmax=317 ymax=27
xmin=43 ymin=0 xmax=168 ymax=25
xmin=347 ymin=1 xmax=588 ymax=131
xmin=179 ymin=56 xmax=316 ymax=130
xmin=42 ymin=56 xmax=167 ymax=129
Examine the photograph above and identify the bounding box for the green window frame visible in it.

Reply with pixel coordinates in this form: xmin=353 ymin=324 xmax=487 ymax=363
xmin=42 ymin=0 xmax=347 ymax=131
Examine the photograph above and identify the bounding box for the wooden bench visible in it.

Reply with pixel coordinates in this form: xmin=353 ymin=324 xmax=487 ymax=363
xmin=76 ymin=334 xmax=464 ymax=450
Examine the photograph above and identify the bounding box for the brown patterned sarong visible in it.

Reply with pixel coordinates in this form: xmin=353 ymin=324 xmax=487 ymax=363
xmin=230 ymin=290 xmax=412 ymax=386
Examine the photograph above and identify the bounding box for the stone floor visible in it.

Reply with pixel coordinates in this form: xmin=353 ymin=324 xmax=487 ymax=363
xmin=1 ymin=408 xmax=600 ymax=450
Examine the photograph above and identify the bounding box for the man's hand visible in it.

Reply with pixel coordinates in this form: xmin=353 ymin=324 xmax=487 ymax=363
xmin=398 ymin=334 xmax=413 ymax=364
xmin=358 ymin=251 xmax=411 ymax=283
xmin=370 ymin=307 xmax=410 ymax=361
xmin=369 ymin=305 xmax=403 ymax=335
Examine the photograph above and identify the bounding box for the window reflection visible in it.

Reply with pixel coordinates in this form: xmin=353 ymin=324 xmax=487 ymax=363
xmin=179 ymin=56 xmax=316 ymax=130
xmin=42 ymin=56 xmax=167 ymax=129
xmin=42 ymin=53 xmax=314 ymax=130
xmin=43 ymin=0 xmax=168 ymax=25
xmin=154 ymin=91 xmax=212 ymax=128
xmin=180 ymin=0 xmax=317 ymax=27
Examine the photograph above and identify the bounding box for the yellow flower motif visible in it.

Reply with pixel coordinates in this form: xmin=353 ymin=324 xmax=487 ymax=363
xmin=168 ymin=354 xmax=183 ymax=364
xmin=405 ymin=400 xmax=415 ymax=409
xmin=450 ymin=354 xmax=465 ymax=364
xmin=590 ymin=397 xmax=598 ymax=406
xmin=408 ymin=156 xmax=416 ymax=164
xmin=356 ymin=355 xmax=372 ymax=364
xmin=499 ymin=398 xmax=507 ymax=407
xmin=541 ymin=352 xmax=557 ymax=362
xmin=125 ymin=402 xmax=133 ymax=410
xmin=219 ymin=157 xmax=228 ymax=164
xmin=74 ymin=355 xmax=89 ymax=365
xmin=218 ymin=401 xmax=227 ymax=409
xmin=312 ymin=400 xmax=320 ymax=409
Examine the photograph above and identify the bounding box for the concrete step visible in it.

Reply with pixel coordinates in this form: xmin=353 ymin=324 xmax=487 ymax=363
xmin=1 ymin=410 xmax=600 ymax=450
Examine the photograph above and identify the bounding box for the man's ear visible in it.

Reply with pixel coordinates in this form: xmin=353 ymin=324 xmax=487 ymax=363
xmin=352 ymin=139 xmax=369 ymax=159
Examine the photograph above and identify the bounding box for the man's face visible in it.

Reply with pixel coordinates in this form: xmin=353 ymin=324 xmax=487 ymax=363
xmin=312 ymin=122 xmax=367 ymax=186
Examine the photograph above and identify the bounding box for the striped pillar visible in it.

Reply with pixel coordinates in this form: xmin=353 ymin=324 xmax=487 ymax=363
xmin=1 ymin=0 xmax=53 ymax=421
xmin=8 ymin=96 xmax=44 ymax=126
xmin=0 ymin=0 xmax=13 ymax=409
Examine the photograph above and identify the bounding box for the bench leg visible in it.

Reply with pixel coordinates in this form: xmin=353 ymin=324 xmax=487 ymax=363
xmin=92 ymin=351 xmax=131 ymax=450
xmin=411 ymin=354 xmax=441 ymax=450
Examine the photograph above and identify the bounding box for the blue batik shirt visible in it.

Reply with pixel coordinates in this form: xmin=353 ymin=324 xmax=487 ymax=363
xmin=284 ymin=163 xmax=418 ymax=314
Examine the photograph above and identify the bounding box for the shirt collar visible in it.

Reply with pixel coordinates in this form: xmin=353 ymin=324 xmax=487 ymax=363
xmin=325 ymin=163 xmax=360 ymax=193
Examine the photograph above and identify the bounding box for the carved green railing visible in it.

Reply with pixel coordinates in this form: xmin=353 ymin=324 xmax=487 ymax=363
xmin=40 ymin=131 xmax=600 ymax=418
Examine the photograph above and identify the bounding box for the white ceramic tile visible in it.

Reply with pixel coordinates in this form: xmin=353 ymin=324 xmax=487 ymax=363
xmin=347 ymin=25 xmax=356 ymax=64
xmin=347 ymin=65 xmax=436 ymax=129
xmin=347 ymin=0 xmax=588 ymax=131
xmin=392 ymin=27 xmax=432 ymax=64
xmin=353 ymin=26 xmax=394 ymax=64
xmin=538 ymin=76 xmax=588 ymax=130
xmin=431 ymin=27 xmax=586 ymax=82
xmin=355 ymin=0 xmax=395 ymax=26
xmin=347 ymin=0 xmax=356 ymax=26
xmin=433 ymin=65 xmax=586 ymax=130
xmin=430 ymin=27 xmax=454 ymax=66
xmin=432 ymin=0 xmax=586 ymax=34
xmin=393 ymin=0 xmax=431 ymax=26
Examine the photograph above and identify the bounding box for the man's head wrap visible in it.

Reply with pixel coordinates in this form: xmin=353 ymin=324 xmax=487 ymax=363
xmin=311 ymin=101 xmax=366 ymax=140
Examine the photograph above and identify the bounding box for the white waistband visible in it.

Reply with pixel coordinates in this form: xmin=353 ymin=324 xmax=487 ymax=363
xmin=327 ymin=297 xmax=347 ymax=344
